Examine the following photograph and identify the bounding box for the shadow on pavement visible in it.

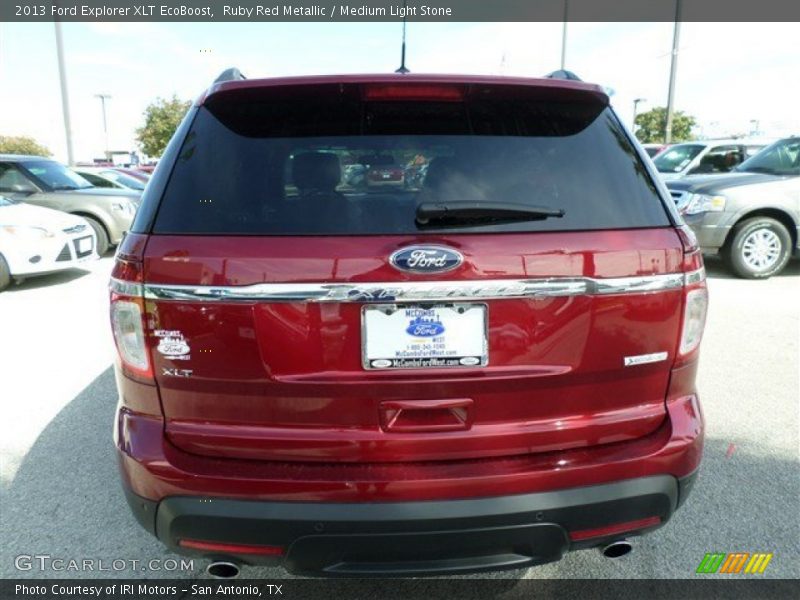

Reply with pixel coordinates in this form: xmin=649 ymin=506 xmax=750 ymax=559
xmin=7 ymin=268 xmax=92 ymax=292
xmin=3 ymin=367 xmax=798 ymax=580
xmin=0 ymin=368 xmax=202 ymax=580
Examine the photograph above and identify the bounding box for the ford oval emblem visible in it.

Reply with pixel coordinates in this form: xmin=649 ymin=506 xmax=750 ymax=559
xmin=389 ymin=245 xmax=463 ymax=274
xmin=406 ymin=315 xmax=446 ymax=337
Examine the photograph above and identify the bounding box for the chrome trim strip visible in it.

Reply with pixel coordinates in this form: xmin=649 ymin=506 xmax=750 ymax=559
xmin=684 ymin=267 xmax=706 ymax=285
xmin=142 ymin=273 xmax=686 ymax=304
xmin=109 ymin=278 xmax=143 ymax=296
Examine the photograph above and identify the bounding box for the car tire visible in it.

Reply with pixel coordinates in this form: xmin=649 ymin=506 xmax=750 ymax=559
xmin=724 ymin=217 xmax=792 ymax=279
xmin=0 ymin=253 xmax=10 ymax=292
xmin=85 ymin=217 xmax=110 ymax=256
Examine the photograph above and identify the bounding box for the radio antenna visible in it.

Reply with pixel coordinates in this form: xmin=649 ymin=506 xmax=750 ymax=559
xmin=395 ymin=1 xmax=410 ymax=74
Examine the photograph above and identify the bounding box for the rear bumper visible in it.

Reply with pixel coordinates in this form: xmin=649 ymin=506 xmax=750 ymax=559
xmin=115 ymin=363 xmax=704 ymax=574
xmin=124 ymin=472 xmax=697 ymax=576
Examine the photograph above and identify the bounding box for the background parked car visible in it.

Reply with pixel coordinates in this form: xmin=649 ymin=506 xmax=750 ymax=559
xmin=654 ymin=138 xmax=773 ymax=180
xmin=363 ymin=154 xmax=405 ymax=187
xmin=0 ymin=155 xmax=140 ymax=255
xmin=0 ymin=195 xmax=97 ymax=291
xmin=74 ymin=167 xmax=147 ymax=191
xmin=115 ymin=167 xmax=151 ymax=183
xmin=667 ymin=136 xmax=800 ymax=278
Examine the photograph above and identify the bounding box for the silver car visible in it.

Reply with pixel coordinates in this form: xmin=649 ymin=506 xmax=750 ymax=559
xmin=74 ymin=167 xmax=147 ymax=192
xmin=667 ymin=137 xmax=800 ymax=278
xmin=0 ymin=155 xmax=140 ymax=255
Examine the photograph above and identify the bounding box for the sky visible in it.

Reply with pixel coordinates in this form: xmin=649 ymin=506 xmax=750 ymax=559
xmin=1 ymin=21 xmax=799 ymax=162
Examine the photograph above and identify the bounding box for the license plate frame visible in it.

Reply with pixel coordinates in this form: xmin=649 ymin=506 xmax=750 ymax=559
xmin=362 ymin=303 xmax=488 ymax=370
xmin=74 ymin=235 xmax=93 ymax=257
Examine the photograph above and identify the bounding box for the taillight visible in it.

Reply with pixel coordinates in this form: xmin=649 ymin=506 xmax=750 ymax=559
xmin=679 ymin=287 xmax=708 ymax=356
xmin=676 ymin=224 xmax=699 ymax=254
xmin=678 ymin=226 xmax=708 ymax=361
xmin=110 ymin=250 xmax=153 ymax=383
xmin=111 ymin=297 xmax=151 ymax=378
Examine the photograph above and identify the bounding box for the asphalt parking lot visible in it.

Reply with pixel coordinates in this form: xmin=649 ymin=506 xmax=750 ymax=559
xmin=1 ymin=256 xmax=798 ymax=580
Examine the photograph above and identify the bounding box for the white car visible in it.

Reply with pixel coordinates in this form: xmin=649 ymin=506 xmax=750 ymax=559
xmin=653 ymin=138 xmax=774 ymax=181
xmin=0 ymin=195 xmax=98 ymax=291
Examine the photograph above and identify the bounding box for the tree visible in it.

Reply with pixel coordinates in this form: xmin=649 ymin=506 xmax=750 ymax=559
xmin=634 ymin=107 xmax=696 ymax=144
xmin=135 ymin=96 xmax=191 ymax=158
xmin=0 ymin=135 xmax=51 ymax=156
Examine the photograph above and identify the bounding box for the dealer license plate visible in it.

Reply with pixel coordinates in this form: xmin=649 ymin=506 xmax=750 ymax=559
xmin=362 ymin=304 xmax=488 ymax=370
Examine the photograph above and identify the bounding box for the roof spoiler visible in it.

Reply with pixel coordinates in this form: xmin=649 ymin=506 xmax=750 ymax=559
xmin=214 ymin=68 xmax=246 ymax=84
xmin=545 ymin=69 xmax=583 ymax=81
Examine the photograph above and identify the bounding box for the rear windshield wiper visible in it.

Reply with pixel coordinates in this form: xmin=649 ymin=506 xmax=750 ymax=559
xmin=416 ymin=201 xmax=564 ymax=228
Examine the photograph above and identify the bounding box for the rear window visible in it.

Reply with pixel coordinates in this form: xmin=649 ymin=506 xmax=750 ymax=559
xmin=153 ymin=85 xmax=669 ymax=235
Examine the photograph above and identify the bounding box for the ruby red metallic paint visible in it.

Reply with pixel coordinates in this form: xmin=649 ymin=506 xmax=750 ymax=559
xmin=115 ymin=387 xmax=702 ymax=503
xmin=118 ymin=230 xmax=688 ymax=465
xmin=113 ymin=227 xmax=704 ymax=502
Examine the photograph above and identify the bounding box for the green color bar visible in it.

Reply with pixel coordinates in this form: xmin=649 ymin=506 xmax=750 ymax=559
xmin=697 ymin=553 xmax=726 ymax=573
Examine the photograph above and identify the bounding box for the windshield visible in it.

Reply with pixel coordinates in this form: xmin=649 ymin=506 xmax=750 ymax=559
xmin=737 ymin=138 xmax=800 ymax=176
xmin=653 ymin=144 xmax=704 ymax=173
xmin=154 ymin=93 xmax=669 ymax=235
xmin=0 ymin=195 xmax=17 ymax=207
xmin=100 ymin=170 xmax=146 ymax=190
xmin=21 ymin=160 xmax=93 ymax=191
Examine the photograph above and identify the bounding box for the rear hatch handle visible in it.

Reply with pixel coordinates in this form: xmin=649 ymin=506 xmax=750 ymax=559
xmin=380 ymin=398 xmax=473 ymax=433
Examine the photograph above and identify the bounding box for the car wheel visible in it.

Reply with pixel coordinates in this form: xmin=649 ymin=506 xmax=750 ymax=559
xmin=724 ymin=217 xmax=791 ymax=279
xmin=85 ymin=217 xmax=110 ymax=256
xmin=0 ymin=253 xmax=10 ymax=292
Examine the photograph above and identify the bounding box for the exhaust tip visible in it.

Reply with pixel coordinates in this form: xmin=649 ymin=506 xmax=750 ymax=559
xmin=601 ymin=540 xmax=633 ymax=559
xmin=206 ymin=561 xmax=240 ymax=579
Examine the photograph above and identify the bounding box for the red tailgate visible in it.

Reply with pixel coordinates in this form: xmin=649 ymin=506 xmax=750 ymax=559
xmin=144 ymin=229 xmax=684 ymax=463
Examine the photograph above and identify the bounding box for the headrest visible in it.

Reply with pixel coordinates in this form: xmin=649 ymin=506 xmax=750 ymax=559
xmin=292 ymin=152 xmax=341 ymax=193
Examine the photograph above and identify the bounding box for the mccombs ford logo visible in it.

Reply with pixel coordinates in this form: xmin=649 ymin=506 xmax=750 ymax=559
xmin=390 ymin=246 xmax=463 ymax=274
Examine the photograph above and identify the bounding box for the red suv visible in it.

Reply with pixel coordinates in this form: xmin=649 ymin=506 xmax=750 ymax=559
xmin=110 ymin=71 xmax=707 ymax=576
